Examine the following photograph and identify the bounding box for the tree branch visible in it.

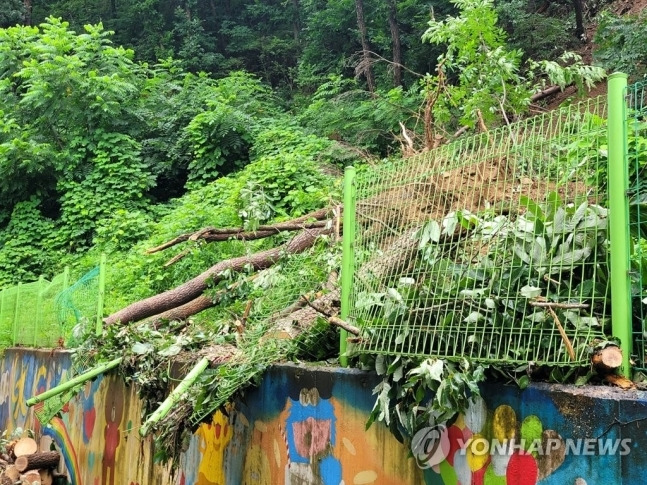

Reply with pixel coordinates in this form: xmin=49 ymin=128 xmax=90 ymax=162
xmin=146 ymin=208 xmax=333 ymax=254
xmin=106 ymin=227 xmax=332 ymax=326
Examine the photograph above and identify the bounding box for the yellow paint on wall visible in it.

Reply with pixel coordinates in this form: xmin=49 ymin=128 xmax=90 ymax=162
xmin=255 ymin=420 xmax=268 ymax=432
xmin=493 ymin=405 xmax=517 ymax=443
xmin=195 ymin=411 xmax=233 ymax=485
xmin=343 ymin=437 xmax=357 ymax=456
xmin=242 ymin=444 xmax=272 ymax=485
xmin=454 ymin=413 xmax=466 ymax=430
xmin=466 ymin=433 xmax=490 ymax=471
xmin=353 ymin=470 xmax=378 ymax=484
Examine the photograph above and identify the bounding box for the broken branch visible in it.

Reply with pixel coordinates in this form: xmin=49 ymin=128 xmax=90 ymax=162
xmin=146 ymin=208 xmax=333 ymax=254
xmin=529 ymin=301 xmax=589 ymax=309
xmin=546 ymin=306 xmax=576 ymax=361
xmin=106 ymin=227 xmax=331 ymax=326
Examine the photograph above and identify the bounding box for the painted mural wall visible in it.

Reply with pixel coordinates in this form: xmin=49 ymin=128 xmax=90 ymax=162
xmin=1 ymin=349 xmax=646 ymax=485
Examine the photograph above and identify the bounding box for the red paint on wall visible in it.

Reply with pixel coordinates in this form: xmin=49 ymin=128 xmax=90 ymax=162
xmin=446 ymin=425 xmax=464 ymax=466
xmin=506 ymin=451 xmax=538 ymax=485
xmin=472 ymin=462 xmax=489 ymax=485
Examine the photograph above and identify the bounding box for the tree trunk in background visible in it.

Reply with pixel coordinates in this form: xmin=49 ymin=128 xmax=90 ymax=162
xmin=23 ymin=0 xmax=32 ymax=25
xmin=292 ymin=0 xmax=301 ymax=42
xmin=386 ymin=0 xmax=402 ymax=87
xmin=572 ymin=0 xmax=585 ymax=40
xmin=355 ymin=0 xmax=376 ymax=93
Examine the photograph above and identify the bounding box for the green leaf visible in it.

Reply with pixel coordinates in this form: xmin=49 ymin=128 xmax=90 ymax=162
xmin=520 ymin=195 xmax=544 ymax=222
xmin=132 ymin=342 xmax=153 ymax=355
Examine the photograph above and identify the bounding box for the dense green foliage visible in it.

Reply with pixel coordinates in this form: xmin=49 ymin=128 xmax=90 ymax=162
xmin=595 ymin=11 xmax=647 ymax=77
xmin=0 ymin=19 xmax=351 ymax=286
xmin=0 ymin=0 xmax=628 ymax=465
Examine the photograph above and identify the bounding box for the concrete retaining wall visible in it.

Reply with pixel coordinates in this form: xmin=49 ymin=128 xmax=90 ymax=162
xmin=1 ymin=348 xmax=646 ymax=484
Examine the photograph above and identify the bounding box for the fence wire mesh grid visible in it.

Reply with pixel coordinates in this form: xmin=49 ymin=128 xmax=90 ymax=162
xmin=627 ymin=81 xmax=647 ymax=372
xmin=0 ymin=266 xmax=101 ymax=351
xmin=350 ymin=96 xmax=610 ymax=366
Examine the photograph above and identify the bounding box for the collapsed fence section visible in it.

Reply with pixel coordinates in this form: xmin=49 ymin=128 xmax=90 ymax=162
xmin=347 ymin=94 xmax=614 ymax=367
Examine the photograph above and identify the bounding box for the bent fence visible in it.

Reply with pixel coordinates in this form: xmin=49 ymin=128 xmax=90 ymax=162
xmin=0 ymin=257 xmax=105 ymax=350
xmin=343 ymin=74 xmax=639 ymax=374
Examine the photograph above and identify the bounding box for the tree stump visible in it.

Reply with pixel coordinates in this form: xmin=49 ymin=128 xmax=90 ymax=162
xmin=20 ymin=470 xmax=41 ymax=485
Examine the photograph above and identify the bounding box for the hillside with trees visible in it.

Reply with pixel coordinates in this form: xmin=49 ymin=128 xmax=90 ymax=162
xmin=0 ymin=0 xmax=645 ymax=464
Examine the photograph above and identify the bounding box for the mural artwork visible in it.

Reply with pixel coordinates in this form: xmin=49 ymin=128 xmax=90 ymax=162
xmin=0 ymin=350 xmax=644 ymax=485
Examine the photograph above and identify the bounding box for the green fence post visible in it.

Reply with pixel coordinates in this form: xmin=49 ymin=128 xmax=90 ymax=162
xmin=12 ymin=283 xmax=21 ymax=346
xmin=26 ymin=357 xmax=123 ymax=406
xmin=139 ymin=357 xmax=210 ymax=437
xmin=608 ymin=72 xmax=633 ymax=378
xmin=96 ymin=253 xmax=107 ymax=337
xmin=34 ymin=275 xmax=45 ymax=346
xmin=340 ymin=166 xmax=356 ymax=367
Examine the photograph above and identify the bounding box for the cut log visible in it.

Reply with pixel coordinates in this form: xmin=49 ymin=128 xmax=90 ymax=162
xmin=3 ymin=465 xmax=19 ymax=482
xmin=20 ymin=470 xmax=41 ymax=485
xmin=15 ymin=452 xmax=60 ymax=473
xmin=328 ymin=316 xmax=360 ymax=336
xmin=592 ymin=346 xmax=623 ymax=374
xmin=530 ymin=84 xmax=571 ymax=102
xmin=105 ymin=227 xmax=331 ymax=326
xmin=4 ymin=465 xmax=19 ymax=482
xmin=0 ymin=475 xmax=12 ymax=485
xmin=13 ymin=438 xmax=37 ymax=458
xmin=268 ymin=289 xmax=341 ymax=339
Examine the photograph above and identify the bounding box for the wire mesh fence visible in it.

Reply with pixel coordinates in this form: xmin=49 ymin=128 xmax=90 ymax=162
xmin=189 ymin=242 xmax=338 ymax=425
xmin=0 ymin=263 xmax=103 ymax=351
xmin=627 ymin=80 xmax=647 ymax=372
xmin=349 ymin=96 xmax=611 ymax=366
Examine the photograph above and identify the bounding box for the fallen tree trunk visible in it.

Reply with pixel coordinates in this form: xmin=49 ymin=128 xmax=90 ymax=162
xmin=268 ymin=289 xmax=341 ymax=339
xmin=146 ymin=208 xmax=334 ymax=254
xmin=15 ymin=451 xmax=60 ymax=473
xmin=530 ymin=84 xmax=570 ymax=102
xmin=105 ymin=227 xmax=331 ymax=326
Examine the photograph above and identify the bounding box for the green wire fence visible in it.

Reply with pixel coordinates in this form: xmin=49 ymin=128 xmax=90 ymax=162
xmin=343 ymin=82 xmax=633 ymax=369
xmin=0 ymin=256 xmax=106 ymax=351
xmin=627 ymin=79 xmax=647 ymax=373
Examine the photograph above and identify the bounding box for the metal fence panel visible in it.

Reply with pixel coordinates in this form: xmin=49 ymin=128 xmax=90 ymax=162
xmin=627 ymin=81 xmax=647 ymax=372
xmin=350 ymin=96 xmax=610 ymax=366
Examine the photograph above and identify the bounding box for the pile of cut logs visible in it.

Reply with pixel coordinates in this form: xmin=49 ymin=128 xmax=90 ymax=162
xmin=0 ymin=437 xmax=65 ymax=485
